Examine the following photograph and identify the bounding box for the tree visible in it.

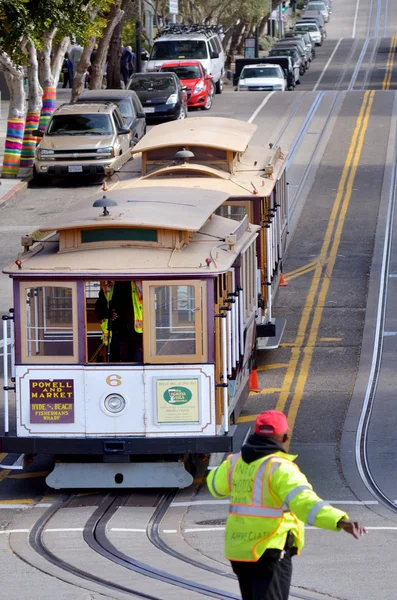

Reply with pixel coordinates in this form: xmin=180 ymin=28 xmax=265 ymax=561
xmin=106 ymin=0 xmax=133 ymax=88
xmin=20 ymin=39 xmax=42 ymax=169
xmin=89 ymin=1 xmax=126 ymax=90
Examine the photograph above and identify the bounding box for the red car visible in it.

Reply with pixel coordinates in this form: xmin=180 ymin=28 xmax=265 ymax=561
xmin=158 ymin=61 xmax=214 ymax=111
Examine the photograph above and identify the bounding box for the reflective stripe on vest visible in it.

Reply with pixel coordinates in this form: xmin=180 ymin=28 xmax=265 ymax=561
xmin=227 ymin=453 xmax=240 ymax=490
xmin=283 ymin=485 xmax=311 ymax=510
xmin=307 ymin=500 xmax=330 ymax=525
xmin=131 ymin=280 xmax=143 ymax=333
xmin=100 ymin=281 xmax=115 ymax=346
xmin=229 ymin=504 xmax=284 ymax=518
xmin=209 ymin=466 xmax=223 ymax=497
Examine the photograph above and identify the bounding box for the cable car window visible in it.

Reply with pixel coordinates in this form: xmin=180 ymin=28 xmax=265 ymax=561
xmin=20 ymin=283 xmax=77 ymax=362
xmin=86 ymin=280 xmax=143 ymax=364
xmin=215 ymin=205 xmax=247 ymax=221
xmin=143 ymin=280 xmax=206 ymax=363
xmin=81 ymin=228 xmax=157 ymax=243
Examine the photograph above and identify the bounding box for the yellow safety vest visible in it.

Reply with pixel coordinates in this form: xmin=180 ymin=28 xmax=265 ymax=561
xmin=100 ymin=280 xmax=143 ymax=346
xmin=100 ymin=281 xmax=115 ymax=346
xmin=207 ymin=451 xmax=348 ymax=562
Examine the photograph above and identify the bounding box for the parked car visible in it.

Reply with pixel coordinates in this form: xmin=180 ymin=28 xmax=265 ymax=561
xmin=274 ymin=39 xmax=311 ymax=70
xmin=33 ymin=103 xmax=132 ymax=181
xmin=234 ymin=56 xmax=296 ymax=90
xmin=158 ymin=60 xmax=214 ymax=110
xmin=237 ymin=64 xmax=287 ymax=92
xmin=76 ymin=90 xmax=146 ymax=144
xmin=127 ymin=72 xmax=188 ymax=121
xmin=285 ymin=31 xmax=315 ymax=59
xmin=268 ymin=48 xmax=303 ymax=83
xmin=147 ymin=24 xmax=225 ymax=94
xmin=305 ymin=1 xmax=330 ymax=22
xmin=294 ymin=20 xmax=324 ymax=45
xmin=298 ymin=12 xmax=327 ymax=39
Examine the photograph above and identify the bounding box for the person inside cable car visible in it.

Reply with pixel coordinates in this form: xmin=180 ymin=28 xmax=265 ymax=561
xmin=95 ymin=280 xmax=143 ymax=363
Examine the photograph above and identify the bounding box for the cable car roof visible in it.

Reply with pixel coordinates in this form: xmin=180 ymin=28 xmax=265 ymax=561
xmin=41 ymin=186 xmax=230 ymax=233
xmin=5 ymin=214 xmax=259 ymax=277
xmin=131 ymin=118 xmax=257 ymax=155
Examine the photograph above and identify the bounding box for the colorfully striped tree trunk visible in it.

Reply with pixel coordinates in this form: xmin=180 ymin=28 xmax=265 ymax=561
xmin=38 ymin=29 xmax=57 ymax=133
xmin=0 ymin=61 xmax=26 ymax=179
xmin=21 ymin=40 xmax=42 ymax=169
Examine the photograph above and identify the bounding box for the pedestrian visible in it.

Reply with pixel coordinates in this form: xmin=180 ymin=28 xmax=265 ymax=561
xmin=61 ymin=52 xmax=73 ymax=88
xmin=69 ymin=42 xmax=83 ymax=87
xmin=207 ymin=410 xmax=366 ymax=600
xmin=120 ymin=45 xmax=134 ymax=86
xmin=140 ymin=48 xmax=149 ymax=73
xmin=126 ymin=45 xmax=136 ymax=77
xmin=95 ymin=280 xmax=143 ymax=363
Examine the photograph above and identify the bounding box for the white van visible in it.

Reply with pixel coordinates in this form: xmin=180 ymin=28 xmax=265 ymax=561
xmin=147 ymin=25 xmax=225 ymax=94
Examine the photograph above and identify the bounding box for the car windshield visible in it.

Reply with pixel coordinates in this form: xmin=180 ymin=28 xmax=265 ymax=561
xmin=295 ymin=25 xmax=318 ymax=32
xmin=270 ymin=49 xmax=297 ymax=59
xmin=307 ymin=2 xmax=326 ymax=9
xmin=46 ymin=114 xmax=113 ymax=136
xmin=118 ymin=98 xmax=135 ymax=118
xmin=128 ymin=76 xmax=176 ymax=91
xmin=161 ymin=65 xmax=201 ymax=79
xmin=241 ymin=67 xmax=281 ymax=79
xmin=151 ymin=40 xmax=208 ymax=60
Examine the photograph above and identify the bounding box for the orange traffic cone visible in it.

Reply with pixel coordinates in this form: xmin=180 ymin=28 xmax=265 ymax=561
xmin=279 ymin=273 xmax=288 ymax=287
xmin=249 ymin=369 xmax=261 ymax=393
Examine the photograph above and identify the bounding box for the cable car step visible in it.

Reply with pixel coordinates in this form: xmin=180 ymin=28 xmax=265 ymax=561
xmin=256 ymin=317 xmax=286 ymax=350
xmin=0 ymin=453 xmax=26 ymax=471
xmin=45 ymin=461 xmax=194 ymax=489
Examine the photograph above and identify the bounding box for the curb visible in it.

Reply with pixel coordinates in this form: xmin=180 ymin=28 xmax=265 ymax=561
xmin=0 ymin=174 xmax=32 ymax=209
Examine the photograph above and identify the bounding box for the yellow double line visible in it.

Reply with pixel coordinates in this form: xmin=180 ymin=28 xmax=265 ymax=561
xmin=383 ymin=36 xmax=397 ymax=91
xmin=275 ymin=90 xmax=376 ymax=444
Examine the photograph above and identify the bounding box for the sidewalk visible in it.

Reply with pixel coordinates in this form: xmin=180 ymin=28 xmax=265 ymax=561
xmin=0 ymin=88 xmax=72 ymax=205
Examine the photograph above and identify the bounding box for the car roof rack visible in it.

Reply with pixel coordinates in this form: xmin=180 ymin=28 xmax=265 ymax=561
xmin=154 ymin=24 xmax=220 ymax=40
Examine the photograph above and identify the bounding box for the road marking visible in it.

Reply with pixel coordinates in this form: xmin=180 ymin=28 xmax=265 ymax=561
xmin=284 ymin=260 xmax=318 ymax=278
xmin=257 ymin=363 xmax=288 ymax=371
xmin=352 ymin=0 xmax=360 ymax=38
xmin=171 ymin=499 xmax=380 ymax=507
xmin=384 ymin=36 xmax=397 ymax=90
xmin=248 ymin=387 xmax=281 ymax=397
xmin=7 ymin=471 xmax=49 ymax=480
xmin=0 ymin=529 xmax=30 ymax=534
xmin=288 ymin=91 xmax=375 ymax=446
xmin=319 ymin=337 xmax=343 ymax=342
xmin=162 ymin=529 xmax=178 ymax=533
xmin=275 ymin=91 xmax=374 ymax=434
xmin=248 ymin=92 xmax=276 ymax=124
xmin=384 ymin=331 xmax=397 ymax=336
xmin=45 ymin=528 xmax=83 ymax=533
xmin=285 ymin=263 xmax=318 ymax=282
xmin=111 ymin=528 xmax=146 ymax=532
xmin=0 ymin=502 xmax=53 ymax=509
xmin=313 ymin=38 xmax=343 ymax=91
xmin=184 ymin=527 xmax=225 ymax=533
xmin=285 ymin=91 xmax=376 ymax=444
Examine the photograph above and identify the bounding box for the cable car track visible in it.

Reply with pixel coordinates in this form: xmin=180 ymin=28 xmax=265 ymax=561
xmin=354 ymin=103 xmax=397 ymax=515
xmin=18 ymin=491 xmax=332 ymax=600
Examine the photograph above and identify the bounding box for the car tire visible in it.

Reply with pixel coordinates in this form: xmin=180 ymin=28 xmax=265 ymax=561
xmin=32 ymin=166 xmax=49 ymax=185
xmin=299 ymin=66 xmax=305 ymax=76
xmin=177 ymin=106 xmax=187 ymax=120
xmin=215 ymin=77 xmax=223 ymax=94
xmin=202 ymin=93 xmax=213 ymax=110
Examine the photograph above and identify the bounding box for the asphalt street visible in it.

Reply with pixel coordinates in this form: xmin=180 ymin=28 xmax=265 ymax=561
xmin=1 ymin=0 xmax=397 ymax=597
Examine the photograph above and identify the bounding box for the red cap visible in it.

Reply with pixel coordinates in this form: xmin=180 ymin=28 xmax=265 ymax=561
xmin=254 ymin=410 xmax=290 ymax=436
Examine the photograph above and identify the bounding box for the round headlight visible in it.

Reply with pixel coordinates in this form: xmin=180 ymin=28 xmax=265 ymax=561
xmin=104 ymin=393 xmax=126 ymax=414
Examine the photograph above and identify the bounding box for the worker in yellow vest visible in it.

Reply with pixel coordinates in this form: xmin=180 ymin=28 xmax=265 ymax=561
xmin=96 ymin=280 xmax=143 ymax=362
xmin=207 ymin=410 xmax=366 ymax=600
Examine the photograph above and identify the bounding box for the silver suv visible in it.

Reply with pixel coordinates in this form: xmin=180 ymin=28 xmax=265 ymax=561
xmin=34 ymin=103 xmax=132 ymax=181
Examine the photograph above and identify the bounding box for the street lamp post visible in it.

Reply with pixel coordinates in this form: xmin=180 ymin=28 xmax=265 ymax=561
xmin=278 ymin=2 xmax=283 ymax=39
xmin=135 ymin=0 xmax=142 ymax=73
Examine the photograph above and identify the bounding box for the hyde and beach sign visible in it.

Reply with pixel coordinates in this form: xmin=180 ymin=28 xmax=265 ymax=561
xmin=156 ymin=378 xmax=199 ymax=423
xmin=30 ymin=379 xmax=74 ymax=423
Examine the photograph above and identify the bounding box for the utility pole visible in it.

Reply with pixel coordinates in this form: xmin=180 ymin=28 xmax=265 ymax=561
xmin=278 ymin=2 xmax=283 ymax=39
xmin=255 ymin=23 xmax=259 ymax=57
xmin=135 ymin=0 xmax=142 ymax=72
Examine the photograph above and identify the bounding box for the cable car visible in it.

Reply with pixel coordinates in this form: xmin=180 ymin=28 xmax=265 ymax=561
xmin=126 ymin=117 xmax=288 ymax=349
xmin=1 ymin=186 xmax=259 ymax=488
